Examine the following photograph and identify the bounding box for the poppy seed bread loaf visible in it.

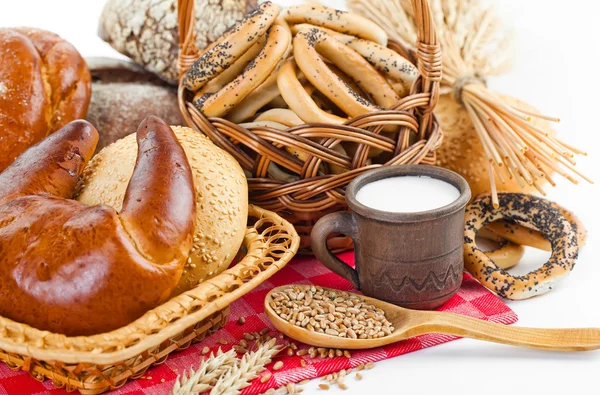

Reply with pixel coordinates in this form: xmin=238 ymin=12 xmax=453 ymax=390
xmin=85 ymin=57 xmax=185 ymax=152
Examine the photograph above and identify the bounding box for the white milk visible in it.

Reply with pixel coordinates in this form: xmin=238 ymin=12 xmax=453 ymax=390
xmin=355 ymin=176 xmax=460 ymax=213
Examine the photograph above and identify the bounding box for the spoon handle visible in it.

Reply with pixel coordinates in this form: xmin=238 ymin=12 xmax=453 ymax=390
xmin=412 ymin=311 xmax=600 ymax=351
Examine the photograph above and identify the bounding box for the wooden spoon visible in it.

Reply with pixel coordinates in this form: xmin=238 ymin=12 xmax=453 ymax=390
xmin=265 ymin=285 xmax=600 ymax=351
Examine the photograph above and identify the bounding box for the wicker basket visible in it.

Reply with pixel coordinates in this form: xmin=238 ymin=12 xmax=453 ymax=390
xmin=0 ymin=205 xmax=299 ymax=394
xmin=176 ymin=0 xmax=443 ymax=252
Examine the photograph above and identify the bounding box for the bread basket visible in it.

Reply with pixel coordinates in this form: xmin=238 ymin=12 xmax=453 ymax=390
xmin=176 ymin=0 xmax=443 ymax=253
xmin=0 ymin=205 xmax=299 ymax=394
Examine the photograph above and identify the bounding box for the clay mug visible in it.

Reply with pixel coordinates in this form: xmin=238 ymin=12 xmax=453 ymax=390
xmin=311 ymin=165 xmax=471 ymax=310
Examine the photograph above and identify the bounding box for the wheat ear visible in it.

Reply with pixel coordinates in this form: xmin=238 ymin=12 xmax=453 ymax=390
xmin=170 ymin=348 xmax=237 ymax=395
xmin=210 ymin=338 xmax=281 ymax=395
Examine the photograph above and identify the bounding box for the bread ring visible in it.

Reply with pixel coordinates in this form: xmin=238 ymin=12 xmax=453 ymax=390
xmin=327 ymin=63 xmax=372 ymax=102
xmin=239 ymin=119 xmax=302 ymax=182
xmin=193 ymin=25 xmax=291 ymax=117
xmin=224 ymin=30 xmax=293 ymax=123
xmin=290 ymin=23 xmax=353 ymax=42
xmin=277 ymin=58 xmax=346 ymax=124
xmin=182 ymin=1 xmax=280 ymax=91
xmin=293 ymin=29 xmax=399 ymax=116
xmin=484 ymin=200 xmax=587 ymax=252
xmin=464 ymin=193 xmax=581 ymax=300
xmin=267 ymin=95 xmax=288 ymax=109
xmin=391 ymin=81 xmax=408 ymax=97
xmin=226 ymin=72 xmax=281 ymax=123
xmin=274 ymin=15 xmax=292 ymax=36
xmin=477 ymin=228 xmax=526 ymax=270
xmin=239 ymin=120 xmax=288 ymax=130
xmin=291 ymin=24 xmax=418 ymax=91
xmin=282 ymin=4 xmax=388 ymax=46
xmin=221 ymin=13 xmax=292 ymax=123
xmin=255 ymin=108 xmax=304 ymax=127
xmin=0 ymin=117 xmax=195 ymax=335
xmin=486 ymin=240 xmax=525 ymax=270
xmin=196 ymin=35 xmax=266 ymax=98
xmin=343 ymin=39 xmax=419 ymax=91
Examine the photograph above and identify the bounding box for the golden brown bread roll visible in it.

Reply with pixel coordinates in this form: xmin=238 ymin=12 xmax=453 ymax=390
xmin=0 ymin=27 xmax=91 ymax=172
xmin=436 ymin=94 xmax=554 ymax=197
xmin=0 ymin=117 xmax=195 ymax=336
xmin=76 ymin=126 xmax=248 ymax=296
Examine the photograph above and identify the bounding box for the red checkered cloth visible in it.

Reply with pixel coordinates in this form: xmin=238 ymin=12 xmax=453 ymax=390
xmin=0 ymin=252 xmax=517 ymax=394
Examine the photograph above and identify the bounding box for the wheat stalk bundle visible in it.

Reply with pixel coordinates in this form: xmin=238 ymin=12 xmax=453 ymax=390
xmin=170 ymin=348 xmax=238 ymax=395
xmin=348 ymin=0 xmax=591 ymax=206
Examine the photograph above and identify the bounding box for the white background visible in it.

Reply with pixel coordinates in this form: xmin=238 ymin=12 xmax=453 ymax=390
xmin=1 ymin=0 xmax=599 ymax=394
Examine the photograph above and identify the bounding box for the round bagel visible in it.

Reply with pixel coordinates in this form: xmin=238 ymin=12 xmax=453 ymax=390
xmin=282 ymin=4 xmax=388 ymax=45
xmin=290 ymin=23 xmax=353 ymax=41
xmin=327 ymin=62 xmax=372 ymax=102
xmin=291 ymin=23 xmax=418 ymax=91
xmin=226 ymin=72 xmax=282 ymax=123
xmin=485 ymin=240 xmax=525 ymax=270
xmin=484 ymin=199 xmax=587 ymax=252
xmin=344 ymin=38 xmax=419 ymax=91
xmin=464 ymin=193 xmax=581 ymax=300
xmin=196 ymin=35 xmax=266 ymax=98
xmin=182 ymin=1 xmax=280 ymax=91
xmin=484 ymin=221 xmax=549 ymax=251
xmin=277 ymin=58 xmax=347 ymax=124
xmin=194 ymin=24 xmax=291 ymax=117
xmin=255 ymin=108 xmax=304 ymax=127
xmin=76 ymin=126 xmax=248 ymax=297
xmin=293 ymin=28 xmax=398 ymax=116
xmin=477 ymin=228 xmax=526 ymax=270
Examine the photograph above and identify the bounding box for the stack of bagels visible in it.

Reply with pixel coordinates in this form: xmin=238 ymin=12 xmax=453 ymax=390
xmin=181 ymin=2 xmax=420 ymax=178
xmin=182 ymin=2 xmax=419 ymax=121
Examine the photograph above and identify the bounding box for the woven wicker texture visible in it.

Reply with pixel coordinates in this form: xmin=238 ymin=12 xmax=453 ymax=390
xmin=176 ymin=0 xmax=443 ymax=252
xmin=0 ymin=205 xmax=299 ymax=394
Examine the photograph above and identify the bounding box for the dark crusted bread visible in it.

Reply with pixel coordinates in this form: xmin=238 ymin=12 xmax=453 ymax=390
xmin=85 ymin=57 xmax=185 ymax=152
xmin=98 ymin=0 xmax=258 ymax=84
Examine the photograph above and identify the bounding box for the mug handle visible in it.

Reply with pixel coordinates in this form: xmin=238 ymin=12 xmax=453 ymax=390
xmin=311 ymin=212 xmax=360 ymax=289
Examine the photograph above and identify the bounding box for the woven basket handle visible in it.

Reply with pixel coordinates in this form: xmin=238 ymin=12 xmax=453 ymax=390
xmin=407 ymin=0 xmax=442 ymax=138
xmin=176 ymin=0 xmax=441 ymax=135
xmin=177 ymin=0 xmax=201 ymax=80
